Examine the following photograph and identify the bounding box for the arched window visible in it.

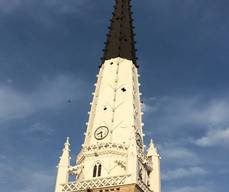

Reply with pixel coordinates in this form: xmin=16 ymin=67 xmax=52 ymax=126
xmin=98 ymin=164 xmax=102 ymax=177
xmin=92 ymin=162 xmax=102 ymax=177
xmin=93 ymin=165 xmax=97 ymax=177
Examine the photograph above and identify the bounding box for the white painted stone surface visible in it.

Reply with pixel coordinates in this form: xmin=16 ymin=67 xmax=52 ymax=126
xmin=54 ymin=58 xmax=161 ymax=192
xmin=55 ymin=138 xmax=70 ymax=192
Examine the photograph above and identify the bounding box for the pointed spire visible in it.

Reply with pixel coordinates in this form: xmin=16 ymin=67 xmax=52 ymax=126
xmin=147 ymin=139 xmax=159 ymax=157
xmin=58 ymin=137 xmax=70 ymax=166
xmin=147 ymin=140 xmax=161 ymax=192
xmin=64 ymin=137 xmax=70 ymax=150
xmin=101 ymin=0 xmax=138 ymax=67
xmin=55 ymin=137 xmax=71 ymax=192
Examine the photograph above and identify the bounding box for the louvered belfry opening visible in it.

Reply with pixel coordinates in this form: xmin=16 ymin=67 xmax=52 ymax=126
xmin=101 ymin=0 xmax=138 ymax=67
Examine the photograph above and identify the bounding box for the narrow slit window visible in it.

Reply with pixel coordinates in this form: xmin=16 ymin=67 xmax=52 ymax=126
xmin=98 ymin=164 xmax=102 ymax=177
xmin=93 ymin=165 xmax=97 ymax=177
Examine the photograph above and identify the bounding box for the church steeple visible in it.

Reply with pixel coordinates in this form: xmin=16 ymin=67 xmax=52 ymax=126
xmin=102 ymin=0 xmax=138 ymax=66
xmin=54 ymin=1 xmax=161 ymax=192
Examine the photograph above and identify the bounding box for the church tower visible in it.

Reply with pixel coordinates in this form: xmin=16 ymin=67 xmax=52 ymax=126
xmin=55 ymin=1 xmax=161 ymax=192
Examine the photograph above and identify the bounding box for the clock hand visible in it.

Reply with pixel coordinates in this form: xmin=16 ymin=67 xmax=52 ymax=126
xmin=97 ymin=131 xmax=103 ymax=138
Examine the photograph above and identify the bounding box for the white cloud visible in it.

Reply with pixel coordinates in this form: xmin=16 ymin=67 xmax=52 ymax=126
xmin=45 ymin=0 xmax=91 ymax=14
xmin=144 ymin=95 xmax=229 ymax=150
xmin=0 ymin=75 xmax=84 ymax=124
xmin=142 ymin=103 xmax=154 ymax=112
xmin=0 ymin=0 xmax=22 ymax=14
xmin=144 ymin=95 xmax=226 ymax=191
xmin=169 ymin=186 xmax=212 ymax=192
xmin=0 ymin=0 xmax=96 ymax=33
xmin=142 ymin=96 xmax=168 ymax=113
xmin=146 ymin=96 xmax=229 ymax=129
xmin=195 ymin=128 xmax=229 ymax=147
xmin=0 ymin=0 xmax=90 ymax=15
xmin=171 ymin=97 xmax=229 ymax=127
xmin=0 ymin=85 xmax=32 ymax=121
xmin=24 ymin=122 xmax=54 ymax=136
xmin=162 ymin=166 xmax=207 ymax=181
xmin=0 ymin=160 xmax=54 ymax=192
xmin=160 ymin=146 xmax=199 ymax=163
xmin=18 ymin=171 xmax=54 ymax=192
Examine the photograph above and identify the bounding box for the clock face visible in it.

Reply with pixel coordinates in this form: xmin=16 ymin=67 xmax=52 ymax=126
xmin=136 ymin=133 xmax=143 ymax=148
xmin=94 ymin=126 xmax=109 ymax=140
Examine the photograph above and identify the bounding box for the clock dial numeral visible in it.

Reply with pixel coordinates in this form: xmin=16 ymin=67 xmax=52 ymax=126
xmin=94 ymin=126 xmax=109 ymax=140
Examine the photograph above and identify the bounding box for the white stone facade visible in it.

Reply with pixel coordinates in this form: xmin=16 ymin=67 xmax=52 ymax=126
xmin=54 ymin=58 xmax=161 ymax=192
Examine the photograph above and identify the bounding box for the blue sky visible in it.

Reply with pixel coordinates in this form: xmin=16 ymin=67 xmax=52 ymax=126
xmin=0 ymin=0 xmax=229 ymax=191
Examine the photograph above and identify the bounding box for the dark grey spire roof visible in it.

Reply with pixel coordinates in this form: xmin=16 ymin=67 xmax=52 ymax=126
xmin=101 ymin=0 xmax=138 ymax=67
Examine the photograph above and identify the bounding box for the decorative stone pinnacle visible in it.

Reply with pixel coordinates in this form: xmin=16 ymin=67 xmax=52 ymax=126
xmin=58 ymin=137 xmax=71 ymax=166
xmin=147 ymin=139 xmax=158 ymax=157
xmin=63 ymin=137 xmax=70 ymax=153
xmin=150 ymin=139 xmax=154 ymax=145
xmin=65 ymin=137 xmax=70 ymax=145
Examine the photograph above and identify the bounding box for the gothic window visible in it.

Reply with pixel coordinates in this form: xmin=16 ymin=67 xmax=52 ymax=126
xmin=93 ymin=162 xmax=102 ymax=177
xmin=93 ymin=165 xmax=97 ymax=177
xmin=98 ymin=164 xmax=102 ymax=176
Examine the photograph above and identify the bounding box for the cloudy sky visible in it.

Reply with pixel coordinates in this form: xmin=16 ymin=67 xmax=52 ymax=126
xmin=0 ymin=0 xmax=229 ymax=191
